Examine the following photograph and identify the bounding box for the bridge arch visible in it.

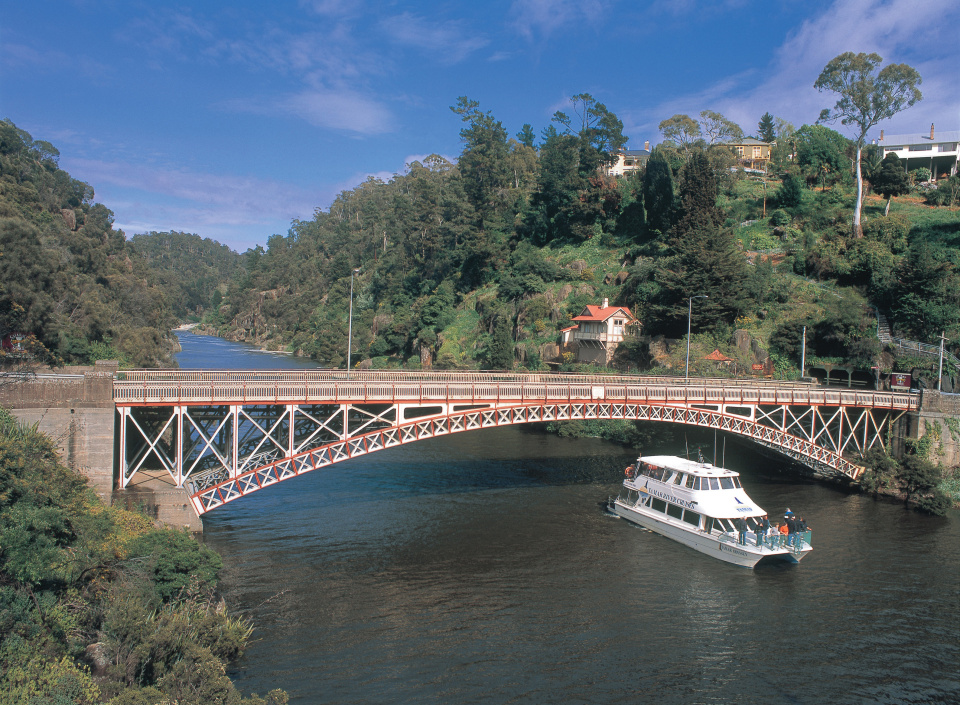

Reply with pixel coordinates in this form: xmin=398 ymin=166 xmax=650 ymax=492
xmin=113 ymin=371 xmax=916 ymax=516
xmin=184 ymin=400 xmax=896 ymax=516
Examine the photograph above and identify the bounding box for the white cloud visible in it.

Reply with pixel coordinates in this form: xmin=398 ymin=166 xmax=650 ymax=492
xmin=277 ymin=87 xmax=394 ymax=134
xmin=509 ymin=0 xmax=610 ymax=40
xmin=64 ymin=158 xmax=323 ymax=244
xmin=379 ymin=13 xmax=489 ymax=63
xmin=635 ymin=0 xmax=960 ymax=142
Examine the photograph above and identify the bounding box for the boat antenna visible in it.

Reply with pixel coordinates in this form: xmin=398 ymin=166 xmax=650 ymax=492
xmin=713 ymin=429 xmax=717 ymax=465
xmin=722 ymin=436 xmax=726 ymax=468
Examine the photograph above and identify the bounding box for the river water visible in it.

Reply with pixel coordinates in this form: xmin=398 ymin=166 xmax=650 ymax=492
xmin=176 ymin=331 xmax=960 ymax=704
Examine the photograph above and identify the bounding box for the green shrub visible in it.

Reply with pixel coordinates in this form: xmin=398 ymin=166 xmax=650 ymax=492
xmin=769 ymin=209 xmax=790 ymax=226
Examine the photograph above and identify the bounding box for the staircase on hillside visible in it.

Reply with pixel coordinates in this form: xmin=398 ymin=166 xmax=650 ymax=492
xmin=875 ymin=311 xmax=960 ymax=372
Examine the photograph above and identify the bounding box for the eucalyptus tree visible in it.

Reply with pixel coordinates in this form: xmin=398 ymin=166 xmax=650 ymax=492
xmin=815 ymin=52 xmax=922 ymax=237
xmin=658 ymin=114 xmax=701 ymax=155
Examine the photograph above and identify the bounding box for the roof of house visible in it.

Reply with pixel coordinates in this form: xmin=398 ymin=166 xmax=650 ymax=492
xmin=621 ymin=149 xmax=650 ymax=157
xmin=705 ymin=349 xmax=733 ymax=362
xmin=879 ymin=130 xmax=960 ymax=145
xmin=571 ymin=305 xmax=636 ymax=323
xmin=722 ymin=138 xmax=772 ymax=147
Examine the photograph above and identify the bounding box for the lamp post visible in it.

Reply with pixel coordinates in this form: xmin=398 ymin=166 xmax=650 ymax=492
xmin=685 ymin=295 xmax=708 ymax=381
xmin=347 ymin=268 xmax=360 ymax=379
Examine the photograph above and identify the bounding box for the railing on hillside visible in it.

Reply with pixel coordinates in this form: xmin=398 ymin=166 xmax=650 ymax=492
xmin=885 ymin=336 xmax=960 ymax=371
xmin=113 ymin=371 xmax=918 ymax=411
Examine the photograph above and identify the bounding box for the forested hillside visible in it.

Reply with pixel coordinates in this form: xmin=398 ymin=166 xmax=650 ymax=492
xmin=0 ymin=120 xmax=174 ymax=367
xmin=129 ymin=232 xmax=242 ymax=321
xmin=206 ymin=95 xmax=960 ymax=378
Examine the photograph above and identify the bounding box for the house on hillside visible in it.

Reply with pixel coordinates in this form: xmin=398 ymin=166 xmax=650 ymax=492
xmin=606 ymin=144 xmax=651 ymax=177
xmin=568 ymin=298 xmax=639 ymax=365
xmin=877 ymin=124 xmax=959 ymax=180
xmin=720 ymin=138 xmax=773 ymax=172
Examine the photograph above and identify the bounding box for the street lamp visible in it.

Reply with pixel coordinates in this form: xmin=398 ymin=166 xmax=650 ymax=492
xmin=685 ymin=295 xmax=708 ymax=381
xmin=347 ymin=268 xmax=360 ymax=379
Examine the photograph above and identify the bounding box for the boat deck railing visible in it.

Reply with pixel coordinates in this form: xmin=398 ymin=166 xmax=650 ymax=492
xmin=719 ymin=530 xmax=812 ymax=553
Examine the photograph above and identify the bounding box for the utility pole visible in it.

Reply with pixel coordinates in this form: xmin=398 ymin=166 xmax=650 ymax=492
xmin=685 ymin=295 xmax=708 ymax=381
xmin=800 ymin=325 xmax=806 ymax=379
xmin=347 ymin=268 xmax=360 ymax=379
xmin=938 ymin=331 xmax=946 ymax=391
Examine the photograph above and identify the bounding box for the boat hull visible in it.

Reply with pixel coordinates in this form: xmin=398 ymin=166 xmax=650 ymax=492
xmin=611 ymin=500 xmax=810 ymax=568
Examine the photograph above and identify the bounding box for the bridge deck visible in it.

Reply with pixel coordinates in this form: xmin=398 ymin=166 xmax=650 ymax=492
xmin=114 ymin=370 xmax=918 ymax=410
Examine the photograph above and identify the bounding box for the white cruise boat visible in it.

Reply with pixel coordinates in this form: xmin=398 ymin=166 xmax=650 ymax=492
xmin=609 ymin=455 xmax=812 ymax=568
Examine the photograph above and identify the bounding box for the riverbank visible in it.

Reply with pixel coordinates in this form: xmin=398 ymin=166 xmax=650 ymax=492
xmin=0 ymin=408 xmax=288 ymax=704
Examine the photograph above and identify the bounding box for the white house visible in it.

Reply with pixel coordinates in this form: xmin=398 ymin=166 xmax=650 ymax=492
xmin=569 ymin=298 xmax=639 ymax=365
xmin=876 ymin=124 xmax=959 ymax=179
xmin=606 ymin=144 xmax=651 ymax=177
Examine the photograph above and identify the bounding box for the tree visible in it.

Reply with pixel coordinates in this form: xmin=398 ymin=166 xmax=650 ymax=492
xmin=516 ymin=124 xmax=536 ymax=149
xmin=815 ymin=52 xmax=922 ymax=237
xmin=757 ymin=112 xmax=775 ymax=142
xmin=552 ymin=93 xmax=627 ymax=172
xmin=642 ymin=148 xmax=676 ymax=235
xmin=658 ymin=114 xmax=701 ymax=154
xmin=775 ymin=173 xmax=803 ymax=208
xmin=872 ymin=153 xmax=910 ymax=215
xmin=698 ymin=110 xmax=743 ymax=144
xmin=673 ymin=151 xmax=723 ymax=239
xmin=793 ymin=124 xmax=851 ymax=191
xmin=451 ymin=96 xmax=512 ymax=229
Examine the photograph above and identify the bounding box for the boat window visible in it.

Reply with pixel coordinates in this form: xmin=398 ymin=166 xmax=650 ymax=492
xmin=692 ymin=477 xmax=702 ymax=491
xmin=673 ymin=473 xmax=685 ymax=485
xmin=733 ymin=477 xmax=742 ymax=488
xmin=719 ymin=477 xmax=735 ymax=490
xmin=685 ymin=475 xmax=696 ymax=489
xmin=682 ymin=510 xmax=700 ymax=527
xmin=627 ymin=490 xmax=639 ymax=504
xmin=666 ymin=503 xmax=684 ymax=520
xmin=703 ymin=517 xmax=713 ymax=533
xmin=650 ymin=498 xmax=667 ymax=513
xmin=653 ymin=468 xmax=666 ymax=481
xmin=709 ymin=478 xmax=720 ymax=491
xmin=716 ymin=518 xmax=733 ymax=532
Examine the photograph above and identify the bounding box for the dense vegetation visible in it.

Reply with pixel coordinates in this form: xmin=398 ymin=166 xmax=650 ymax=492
xmin=129 ymin=232 xmax=243 ymax=321
xmin=0 ymin=121 xmax=174 ymax=367
xmin=0 ymin=409 xmax=287 ymax=704
xmin=188 ymin=95 xmax=958 ymax=381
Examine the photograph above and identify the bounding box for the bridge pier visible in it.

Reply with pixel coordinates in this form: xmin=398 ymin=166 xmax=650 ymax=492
xmin=911 ymin=390 xmax=960 ymax=466
xmin=2 ymin=362 xmax=201 ymax=532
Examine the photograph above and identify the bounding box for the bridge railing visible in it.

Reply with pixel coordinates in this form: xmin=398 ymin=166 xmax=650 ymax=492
xmin=114 ymin=374 xmax=919 ymax=411
xmin=116 ymin=368 xmax=817 ymax=386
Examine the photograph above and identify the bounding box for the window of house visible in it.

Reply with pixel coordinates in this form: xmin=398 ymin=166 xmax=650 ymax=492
xmin=911 ymin=144 xmax=932 ymax=151
xmin=753 ymin=146 xmax=762 ymax=158
xmin=939 ymin=143 xmax=957 ymax=152
xmin=735 ymin=146 xmax=744 ymax=157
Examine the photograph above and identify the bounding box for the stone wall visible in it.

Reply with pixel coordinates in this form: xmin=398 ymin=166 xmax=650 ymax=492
xmin=2 ymin=361 xmax=118 ymax=503
xmin=912 ymin=390 xmax=960 ymax=467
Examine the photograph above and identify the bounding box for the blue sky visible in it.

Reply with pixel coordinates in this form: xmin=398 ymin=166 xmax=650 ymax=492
xmin=3 ymin=0 xmax=958 ymax=252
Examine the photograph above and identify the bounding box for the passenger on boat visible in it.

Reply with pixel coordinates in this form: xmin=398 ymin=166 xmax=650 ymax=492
xmin=767 ymin=522 xmax=779 ymax=548
xmin=756 ymin=515 xmax=770 ymax=547
xmin=778 ymin=521 xmax=789 ymax=547
xmin=785 ymin=514 xmax=799 ymax=546
xmin=735 ymin=517 xmax=748 ymax=545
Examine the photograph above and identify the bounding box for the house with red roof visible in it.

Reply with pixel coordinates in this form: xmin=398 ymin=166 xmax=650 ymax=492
xmin=568 ymin=298 xmax=639 ymax=365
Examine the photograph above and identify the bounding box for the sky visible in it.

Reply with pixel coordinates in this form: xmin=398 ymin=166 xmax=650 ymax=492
xmin=3 ymin=0 xmax=958 ymax=252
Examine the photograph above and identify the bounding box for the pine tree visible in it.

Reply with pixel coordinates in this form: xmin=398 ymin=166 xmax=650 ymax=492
xmin=757 ymin=112 xmax=775 ymax=142
xmin=642 ymin=148 xmax=676 ymax=235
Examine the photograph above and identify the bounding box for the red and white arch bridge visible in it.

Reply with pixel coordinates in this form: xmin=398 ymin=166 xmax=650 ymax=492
xmin=114 ymin=370 xmax=918 ymax=516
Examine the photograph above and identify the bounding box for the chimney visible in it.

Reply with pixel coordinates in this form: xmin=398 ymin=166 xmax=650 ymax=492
xmin=644 ymin=140 xmax=650 ymax=151
xmin=602 ymin=298 xmax=609 ymax=309
xmin=880 ymin=129 xmax=884 ymax=141
xmin=931 ymin=123 xmax=935 ymax=140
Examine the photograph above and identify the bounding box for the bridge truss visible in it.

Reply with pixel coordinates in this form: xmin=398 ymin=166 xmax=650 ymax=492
xmin=114 ymin=371 xmax=917 ymax=516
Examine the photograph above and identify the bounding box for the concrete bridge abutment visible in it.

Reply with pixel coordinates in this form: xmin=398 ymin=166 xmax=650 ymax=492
xmin=910 ymin=390 xmax=960 ymax=467
xmin=2 ymin=362 xmax=201 ymax=532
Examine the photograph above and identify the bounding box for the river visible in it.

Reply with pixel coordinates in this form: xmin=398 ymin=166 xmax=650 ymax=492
xmin=176 ymin=331 xmax=960 ymax=704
